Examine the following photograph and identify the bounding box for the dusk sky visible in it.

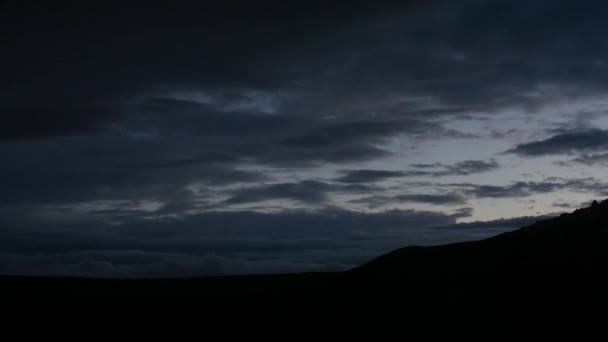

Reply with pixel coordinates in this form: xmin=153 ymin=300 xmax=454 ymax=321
xmin=2 ymin=0 xmax=608 ymax=277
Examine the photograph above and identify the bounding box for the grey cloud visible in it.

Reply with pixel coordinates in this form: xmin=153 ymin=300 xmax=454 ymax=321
xmin=447 ymin=178 xmax=608 ymax=199
xmin=459 ymin=182 xmax=561 ymax=198
xmin=553 ymin=202 xmax=576 ymax=209
xmin=337 ymin=159 xmax=499 ymax=185
xmin=559 ymin=153 xmax=608 ymax=166
xmin=452 ymin=207 xmax=474 ymax=219
xmin=404 ymin=159 xmax=500 ymax=178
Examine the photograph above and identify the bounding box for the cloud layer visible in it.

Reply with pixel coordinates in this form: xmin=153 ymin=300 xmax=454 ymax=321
xmin=1 ymin=0 xmax=608 ymax=276
xmin=0 ymin=207 xmax=528 ymax=277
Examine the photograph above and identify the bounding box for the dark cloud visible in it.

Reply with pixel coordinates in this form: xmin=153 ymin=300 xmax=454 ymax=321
xmin=6 ymin=0 xmax=576 ymax=149
xmin=389 ymin=193 xmax=469 ymax=206
xmin=0 ymin=1 xmax=423 ymax=141
xmin=507 ymin=129 xmax=608 ymax=156
xmin=223 ymin=181 xmax=374 ymax=205
xmin=433 ymin=215 xmax=553 ymax=231
xmin=141 ymin=98 xmax=398 ymax=167
xmin=336 ymin=170 xmax=406 ymax=183
xmin=440 ymin=159 xmax=500 ymax=176
xmin=281 ymin=121 xmax=407 ymax=148
xmin=410 ymin=163 xmax=443 ymax=169
xmin=351 ymin=192 xmax=468 ymax=208
xmin=0 ymin=135 xmax=267 ymax=207
xmin=4 ymin=0 xmax=608 ymax=144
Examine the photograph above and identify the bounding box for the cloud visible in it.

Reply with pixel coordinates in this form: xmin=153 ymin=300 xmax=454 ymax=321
xmin=336 ymin=160 xmax=499 ymax=185
xmin=124 ymin=97 xmax=442 ymax=168
xmin=0 ymin=251 xmax=351 ymax=278
xmin=432 ymin=215 xmax=553 ymax=231
xmin=0 ymin=205 xmax=545 ymax=278
xmin=281 ymin=121 xmax=407 ymax=148
xmin=447 ymin=178 xmax=608 ymax=199
xmin=222 ymin=180 xmax=375 ymax=205
xmin=439 ymin=159 xmax=500 ymax=176
xmin=553 ymin=199 xmax=597 ymax=209
xmin=351 ymin=192 xmax=469 ymax=208
xmin=404 ymin=159 xmax=500 ymax=177
xmin=409 ymin=163 xmax=443 ymax=169
xmin=351 ymin=177 xmax=608 ymax=207
xmin=5 ymin=0 xmax=608 ymax=144
xmin=0 ymin=206 xmax=480 ymax=277
xmin=0 ymin=1 xmax=425 ymax=142
xmin=0 ymin=136 xmax=266 ymax=207
xmin=506 ymin=129 xmax=608 ymax=156
xmin=336 ymin=170 xmax=407 ymax=183
xmin=558 ymin=153 xmax=608 ymax=166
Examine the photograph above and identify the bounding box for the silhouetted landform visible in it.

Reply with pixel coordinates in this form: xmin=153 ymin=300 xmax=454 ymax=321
xmin=4 ymin=201 xmax=608 ymax=339
xmin=355 ymin=199 xmax=608 ymax=275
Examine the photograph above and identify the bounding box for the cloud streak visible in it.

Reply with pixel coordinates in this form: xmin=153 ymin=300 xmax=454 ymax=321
xmin=507 ymin=129 xmax=608 ymax=156
xmin=351 ymin=193 xmax=469 ymax=208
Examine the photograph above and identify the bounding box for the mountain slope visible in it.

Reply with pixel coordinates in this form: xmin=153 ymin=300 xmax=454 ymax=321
xmin=353 ymin=199 xmax=608 ymax=276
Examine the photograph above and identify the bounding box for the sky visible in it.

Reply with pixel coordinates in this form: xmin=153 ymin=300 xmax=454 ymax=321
xmin=2 ymin=0 xmax=608 ymax=277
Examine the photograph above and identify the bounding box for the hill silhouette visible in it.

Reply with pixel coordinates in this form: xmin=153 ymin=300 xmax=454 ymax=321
xmin=353 ymin=199 xmax=608 ymax=276
xmin=3 ymin=200 xmax=608 ymax=339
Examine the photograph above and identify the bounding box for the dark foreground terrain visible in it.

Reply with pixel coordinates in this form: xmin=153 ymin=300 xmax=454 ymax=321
xmin=4 ymin=201 xmax=608 ymax=339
